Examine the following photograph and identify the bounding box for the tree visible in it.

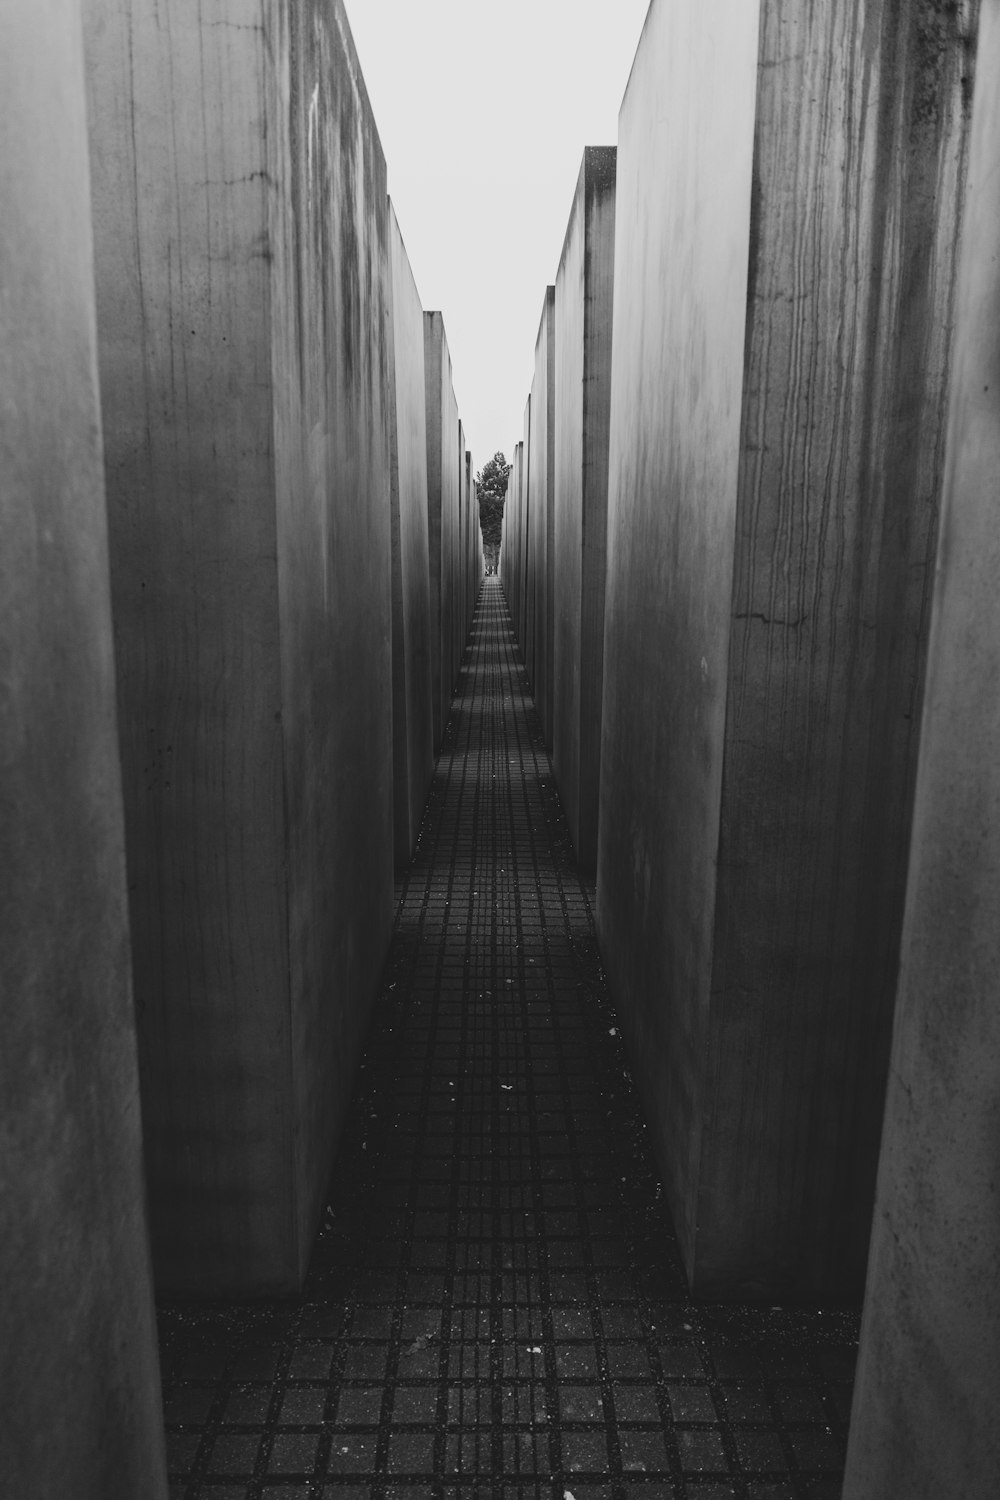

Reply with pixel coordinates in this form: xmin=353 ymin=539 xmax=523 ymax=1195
xmin=476 ymin=450 xmax=511 ymax=552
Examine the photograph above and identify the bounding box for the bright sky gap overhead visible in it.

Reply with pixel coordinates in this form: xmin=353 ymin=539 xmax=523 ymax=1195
xmin=344 ymin=0 xmax=653 ymax=468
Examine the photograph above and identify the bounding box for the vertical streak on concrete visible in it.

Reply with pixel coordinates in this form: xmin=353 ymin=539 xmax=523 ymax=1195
xmin=843 ymin=6 xmax=1000 ymax=1490
xmin=0 ymin=2 xmax=167 ymax=1492
xmin=84 ymin=0 xmax=395 ymax=1292
xmin=388 ymin=203 xmax=434 ymax=868
xmin=703 ymin=0 xmax=977 ymax=1298
xmin=554 ymin=148 xmax=616 ymax=872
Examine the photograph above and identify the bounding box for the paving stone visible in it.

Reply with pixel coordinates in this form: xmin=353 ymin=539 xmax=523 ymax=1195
xmin=155 ymin=581 xmax=859 ymax=1496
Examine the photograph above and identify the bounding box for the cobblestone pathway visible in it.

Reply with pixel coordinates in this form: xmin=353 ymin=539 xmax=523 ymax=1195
xmin=160 ymin=577 xmax=858 ymax=1499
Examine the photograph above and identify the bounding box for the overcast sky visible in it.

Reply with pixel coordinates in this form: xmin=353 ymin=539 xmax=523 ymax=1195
xmin=344 ymin=0 xmax=652 ymax=471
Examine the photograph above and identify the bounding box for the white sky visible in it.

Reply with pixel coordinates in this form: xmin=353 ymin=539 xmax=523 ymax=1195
xmin=344 ymin=0 xmax=652 ymax=472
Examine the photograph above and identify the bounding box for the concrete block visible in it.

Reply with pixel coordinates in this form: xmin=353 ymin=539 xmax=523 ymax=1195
xmin=528 ymin=289 xmax=556 ymax=744
xmin=707 ymin=0 xmax=975 ymax=1300
xmin=465 ymin=450 xmax=476 ymax=628
xmin=503 ymin=436 xmax=527 ymax=637
xmin=599 ymin=0 xmax=976 ymax=1300
xmin=456 ymin=420 xmax=467 ymax=677
xmin=0 ymin=2 xmax=167 ymax=1490
xmin=598 ymin=0 xmax=759 ymax=1287
xmin=843 ymin=7 xmax=1000 ymax=1490
xmin=513 ymin=433 xmax=528 ymax=636
xmin=553 ymin=148 xmax=616 ymax=872
xmin=84 ymin=0 xmax=394 ymax=1294
xmin=424 ymin=312 xmax=461 ymax=746
xmin=388 ymin=203 xmax=434 ymax=868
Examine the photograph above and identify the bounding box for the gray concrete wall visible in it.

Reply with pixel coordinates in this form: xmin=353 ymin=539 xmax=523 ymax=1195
xmin=598 ymin=0 xmax=760 ymax=1273
xmin=553 ymin=148 xmax=616 ymax=873
xmin=598 ymin=0 xmax=976 ymax=1300
xmin=84 ymin=0 xmax=394 ymax=1293
xmin=503 ymin=436 xmax=526 ymax=639
xmin=456 ymin=421 xmax=467 ymax=679
xmin=528 ymin=289 xmax=556 ymax=745
xmin=702 ymin=0 xmax=976 ymax=1300
xmin=424 ymin=312 xmax=461 ymax=746
xmin=516 ymin=431 xmax=527 ymax=635
xmin=0 ymin=2 xmax=167 ymax=1491
xmin=388 ymin=203 xmax=434 ymax=868
xmin=270 ymin=0 xmax=394 ymax=1290
xmin=466 ymin=452 xmax=477 ymax=631
xmin=843 ymin=6 xmax=1000 ymax=1489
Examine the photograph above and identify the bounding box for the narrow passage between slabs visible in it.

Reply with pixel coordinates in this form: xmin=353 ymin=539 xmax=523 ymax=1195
xmin=159 ymin=577 xmax=859 ymax=1500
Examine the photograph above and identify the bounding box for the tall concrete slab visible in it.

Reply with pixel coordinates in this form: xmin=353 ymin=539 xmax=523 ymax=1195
xmin=514 ymin=432 xmax=528 ymax=636
xmin=528 ymin=289 xmax=556 ymax=744
xmin=599 ymin=0 xmax=976 ymax=1299
xmin=424 ymin=312 xmax=461 ymax=746
xmin=553 ymin=148 xmax=616 ymax=873
xmin=456 ymin=421 xmax=468 ymax=679
xmin=388 ymin=203 xmax=434 ymax=868
xmin=599 ymin=0 xmax=759 ymax=1282
xmin=0 ymin=3 xmax=167 ymax=1492
xmin=843 ymin=8 xmax=1000 ymax=1490
xmin=705 ymin=0 xmax=976 ymax=1300
xmin=84 ymin=0 xmax=394 ymax=1293
xmin=503 ymin=436 xmax=527 ymax=638
xmin=466 ymin=451 xmax=476 ymax=631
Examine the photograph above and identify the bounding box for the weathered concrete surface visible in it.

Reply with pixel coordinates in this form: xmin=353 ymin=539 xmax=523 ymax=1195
xmin=553 ymin=148 xmax=616 ymax=873
xmin=528 ymin=289 xmax=556 ymax=746
xmin=388 ymin=204 xmax=434 ymax=868
xmin=515 ymin=431 xmax=527 ymax=629
xmin=599 ymin=0 xmax=977 ymax=1300
xmin=598 ymin=0 xmax=760 ymax=1282
xmin=84 ymin=0 xmax=394 ymax=1293
xmin=503 ymin=431 xmax=528 ymax=641
xmin=843 ymin=9 xmax=1000 ymax=1491
xmin=702 ymin=0 xmax=977 ymax=1301
xmin=456 ymin=421 xmax=468 ymax=678
xmin=464 ymin=450 xmax=477 ymax=632
xmin=0 ymin=3 xmax=167 ymax=1491
xmin=424 ymin=312 xmax=462 ymax=746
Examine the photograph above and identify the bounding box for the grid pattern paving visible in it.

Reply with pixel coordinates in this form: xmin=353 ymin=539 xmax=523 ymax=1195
xmin=159 ymin=578 xmax=859 ymax=1499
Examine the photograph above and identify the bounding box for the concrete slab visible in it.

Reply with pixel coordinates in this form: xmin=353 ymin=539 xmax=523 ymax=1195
xmin=598 ymin=0 xmax=760 ymax=1286
xmin=84 ymin=0 xmax=394 ymax=1293
xmin=528 ymin=289 xmax=556 ymax=746
xmin=702 ymin=0 xmax=977 ymax=1301
xmin=553 ymin=148 xmax=616 ymax=872
xmin=456 ymin=420 xmax=467 ymax=677
xmin=515 ymin=432 xmax=527 ymax=633
xmin=503 ymin=435 xmax=527 ymax=639
xmin=0 ymin=3 xmax=167 ymax=1491
xmin=388 ymin=203 xmax=434 ymax=868
xmin=843 ymin=8 xmax=1000 ymax=1491
xmin=465 ymin=450 xmax=477 ymax=633
xmin=598 ymin=0 xmax=977 ymax=1300
xmin=424 ymin=312 xmax=462 ymax=746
